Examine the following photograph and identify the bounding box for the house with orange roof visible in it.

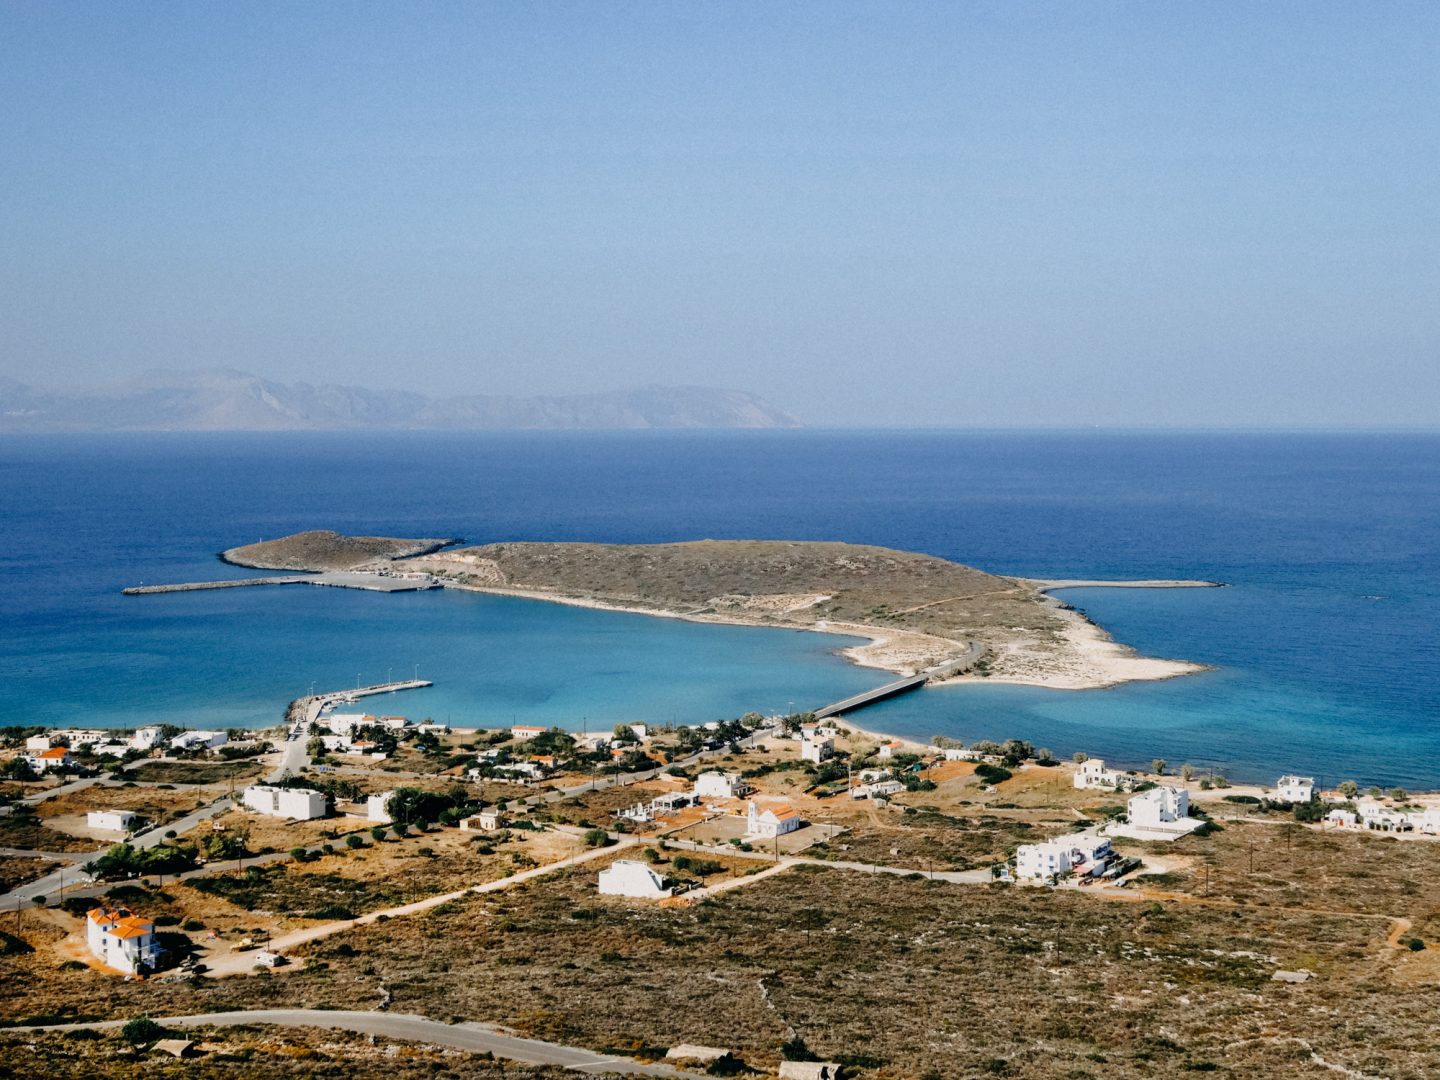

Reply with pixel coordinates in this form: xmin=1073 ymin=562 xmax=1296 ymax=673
xmin=746 ymin=800 xmax=803 ymax=838
xmin=86 ymin=906 xmax=161 ymax=974
xmin=29 ymin=746 xmax=74 ymax=772
xmin=511 ymin=724 xmax=547 ymax=741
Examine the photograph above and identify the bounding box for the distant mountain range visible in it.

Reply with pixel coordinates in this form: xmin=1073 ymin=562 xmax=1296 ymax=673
xmin=0 ymin=369 xmax=802 ymax=432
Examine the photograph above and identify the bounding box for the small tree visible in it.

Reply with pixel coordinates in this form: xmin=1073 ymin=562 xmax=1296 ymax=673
xmin=345 ymin=834 xmax=364 ymax=849
xmin=1390 ymin=787 xmax=1409 ymax=802
xmin=370 ymin=826 xmax=387 ymax=842
xmin=122 ymin=1016 xmax=164 ymax=1046
xmin=584 ymin=828 xmax=611 ymax=848
xmin=1151 ymin=759 xmax=1167 ymax=776
xmin=1072 ymin=751 xmax=1088 ymax=765
xmin=1338 ymin=780 xmax=1358 ymax=798
xmin=1180 ymin=764 xmax=1195 ymax=782
xmin=1368 ymin=787 xmax=1383 ymax=799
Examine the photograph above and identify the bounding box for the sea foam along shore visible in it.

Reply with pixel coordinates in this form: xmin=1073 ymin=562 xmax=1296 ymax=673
xmin=434 ymin=576 xmax=1221 ymax=694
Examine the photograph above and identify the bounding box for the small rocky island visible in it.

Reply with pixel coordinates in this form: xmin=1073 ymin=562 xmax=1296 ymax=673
xmin=218 ymin=531 xmax=1213 ymax=689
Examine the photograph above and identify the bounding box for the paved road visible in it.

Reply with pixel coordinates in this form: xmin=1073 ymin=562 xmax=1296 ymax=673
xmin=12 ymin=1009 xmax=708 ymax=1077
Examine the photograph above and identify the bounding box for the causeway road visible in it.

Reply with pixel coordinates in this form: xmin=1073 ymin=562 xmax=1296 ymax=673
xmin=14 ymin=1009 xmax=707 ymax=1078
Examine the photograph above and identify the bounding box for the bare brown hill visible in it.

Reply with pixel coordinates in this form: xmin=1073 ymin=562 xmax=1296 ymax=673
xmin=222 ymin=530 xmax=459 ymax=571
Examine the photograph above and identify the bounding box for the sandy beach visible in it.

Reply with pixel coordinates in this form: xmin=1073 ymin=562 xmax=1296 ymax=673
xmin=435 ymin=576 xmax=1215 ymax=693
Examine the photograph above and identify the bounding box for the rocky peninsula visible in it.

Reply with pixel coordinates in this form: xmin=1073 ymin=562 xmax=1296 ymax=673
xmin=222 ymin=531 xmax=1216 ymax=690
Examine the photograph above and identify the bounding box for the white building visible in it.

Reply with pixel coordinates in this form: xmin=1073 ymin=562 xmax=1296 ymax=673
xmin=877 ymin=740 xmax=904 ymax=760
xmin=28 ymin=747 xmax=74 ymax=772
xmin=851 ymin=780 xmax=905 ymax=800
xmin=1073 ymin=758 xmax=1132 ymax=790
xmin=1357 ymin=799 xmax=1412 ymax=832
xmin=86 ymin=906 xmax=161 ymax=974
xmin=1110 ymin=786 xmax=1205 ymax=841
xmin=628 ymin=724 xmax=649 ymax=741
xmin=87 ymin=810 xmax=136 ymax=832
xmin=92 ymin=742 xmax=130 ymax=758
xmin=746 ymin=800 xmax=803 ymax=838
xmin=801 ymin=737 xmax=834 ymax=764
xmin=366 ymin=792 xmax=394 ymax=823
xmin=25 ymin=734 xmax=58 ymax=752
xmin=170 ymin=730 xmax=228 ymax=752
xmin=1409 ymin=807 xmax=1440 ymax=835
xmin=320 ymin=713 xmax=369 ymax=735
xmin=415 ymin=723 xmax=449 ymax=735
xmin=779 ymin=1064 xmax=842 ymax=1080
xmin=241 ymin=784 xmax=327 ymax=821
xmin=55 ymin=729 xmax=108 ymax=747
xmin=510 ymin=724 xmax=546 ymax=741
xmin=1273 ymin=776 xmax=1316 ymax=803
xmin=460 ymin=810 xmax=508 ymax=832
xmin=598 ymin=859 xmax=672 ymax=899
xmin=858 ymin=767 xmax=892 ymax=783
xmin=693 ymin=771 xmax=748 ymax=799
xmin=1014 ymin=833 xmax=1114 ymax=881
xmin=129 ymin=726 xmax=164 ymax=750
xmin=1325 ymin=808 xmax=1360 ymax=829
xmin=930 ymin=746 xmax=981 ymax=761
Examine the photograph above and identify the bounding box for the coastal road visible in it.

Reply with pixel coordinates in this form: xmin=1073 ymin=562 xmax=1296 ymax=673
xmin=13 ymin=1009 xmax=707 ymax=1078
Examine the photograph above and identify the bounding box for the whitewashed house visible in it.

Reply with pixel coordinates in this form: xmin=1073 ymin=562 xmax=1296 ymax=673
xmin=92 ymin=742 xmax=130 ymax=758
xmin=746 ymin=800 xmax=802 ymax=838
xmin=28 ymin=747 xmax=74 ymax=772
xmin=55 ymin=729 xmax=108 ymax=747
xmin=366 ymin=792 xmax=394 ymax=823
xmin=170 ymin=730 xmax=228 ymax=752
xmin=1273 ymin=776 xmax=1316 ymax=803
xmin=877 ymin=740 xmax=904 ymax=760
xmin=1014 ymin=833 xmax=1114 ymax=881
xmin=129 ymin=726 xmax=164 ymax=750
xmin=1409 ymin=807 xmax=1440 ymax=835
xmin=801 ymin=737 xmax=834 ymax=764
xmin=87 ymin=810 xmax=136 ymax=832
xmin=1325 ymin=808 xmax=1360 ymax=829
xmin=693 ymin=771 xmax=748 ymax=799
xmin=1358 ymin=799 xmax=1412 ymax=832
xmin=460 ymin=810 xmax=507 ymax=832
xmin=851 ymin=780 xmax=905 ymax=800
xmin=598 ymin=859 xmax=672 ymax=899
xmin=1073 ymin=758 xmax=1131 ymax=790
xmin=241 ymin=784 xmax=327 ymax=821
xmin=25 ymin=734 xmax=58 ymax=752
xmin=320 ymin=713 xmax=369 ymax=735
xmin=86 ymin=906 xmax=161 ymax=974
xmin=510 ymin=724 xmax=546 ymax=741
xmin=628 ymin=724 xmax=649 ymax=741
xmin=1110 ymin=786 xmax=1205 ymax=840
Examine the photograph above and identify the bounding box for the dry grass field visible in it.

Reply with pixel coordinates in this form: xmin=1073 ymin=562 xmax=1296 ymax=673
xmin=0 ymin=813 xmax=100 ymax=854
xmin=125 ymin=761 xmax=265 ymax=786
xmin=0 ymin=854 xmax=53 ymax=892
xmin=4 ymin=850 xmax=1440 ymax=1077
xmin=34 ymin=784 xmax=218 ymax=823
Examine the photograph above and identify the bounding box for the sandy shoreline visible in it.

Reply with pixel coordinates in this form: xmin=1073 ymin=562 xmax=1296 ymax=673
xmin=437 ymin=577 xmax=1218 ymax=694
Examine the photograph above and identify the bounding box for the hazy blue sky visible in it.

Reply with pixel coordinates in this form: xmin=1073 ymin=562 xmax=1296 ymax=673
xmin=2 ymin=2 xmax=1437 ymax=427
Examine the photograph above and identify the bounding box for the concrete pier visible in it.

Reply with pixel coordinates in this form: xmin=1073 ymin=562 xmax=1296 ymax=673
xmin=125 ymin=571 xmax=440 ymax=596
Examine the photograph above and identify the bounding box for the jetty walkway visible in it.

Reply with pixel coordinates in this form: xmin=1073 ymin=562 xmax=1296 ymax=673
xmin=124 ymin=570 xmax=440 ymax=595
xmin=813 ymin=640 xmax=985 ymax=719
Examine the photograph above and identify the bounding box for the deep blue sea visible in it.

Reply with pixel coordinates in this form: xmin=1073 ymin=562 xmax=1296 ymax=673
xmin=1 ymin=431 xmax=1436 ymax=787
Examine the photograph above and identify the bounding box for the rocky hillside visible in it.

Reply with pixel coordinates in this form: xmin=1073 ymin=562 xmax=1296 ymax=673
xmin=222 ymin=530 xmax=459 ymax=571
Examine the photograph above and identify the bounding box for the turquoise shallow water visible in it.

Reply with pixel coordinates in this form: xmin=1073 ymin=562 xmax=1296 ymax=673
xmin=1 ymin=430 xmax=1437 ymax=787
